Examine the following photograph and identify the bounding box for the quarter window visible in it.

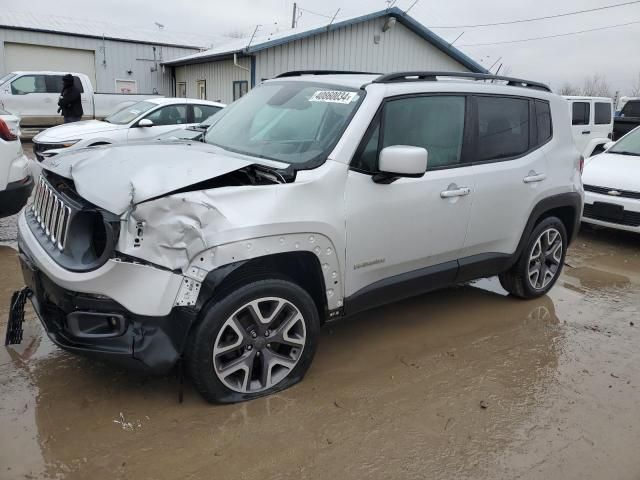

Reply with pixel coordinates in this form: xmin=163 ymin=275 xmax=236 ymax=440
xmin=535 ymin=100 xmax=552 ymax=145
xmin=594 ymin=102 xmax=612 ymax=125
xmin=476 ymin=96 xmax=530 ymax=161
xmin=572 ymin=102 xmax=590 ymax=125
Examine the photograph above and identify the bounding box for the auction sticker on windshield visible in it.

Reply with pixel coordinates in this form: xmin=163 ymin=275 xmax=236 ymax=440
xmin=309 ymin=90 xmax=359 ymax=104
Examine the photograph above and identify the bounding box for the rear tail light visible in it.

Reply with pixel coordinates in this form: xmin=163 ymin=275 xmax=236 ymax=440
xmin=0 ymin=118 xmax=17 ymax=141
xmin=579 ymin=155 xmax=585 ymax=175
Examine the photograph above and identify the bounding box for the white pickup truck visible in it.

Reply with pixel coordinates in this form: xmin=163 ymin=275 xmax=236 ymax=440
xmin=0 ymin=71 xmax=162 ymax=136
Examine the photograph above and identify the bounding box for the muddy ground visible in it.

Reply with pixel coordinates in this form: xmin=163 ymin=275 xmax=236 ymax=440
xmin=1 ymin=149 xmax=639 ymax=479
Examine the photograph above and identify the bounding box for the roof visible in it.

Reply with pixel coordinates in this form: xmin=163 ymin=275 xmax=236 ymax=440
xmin=0 ymin=11 xmax=224 ymax=48
xmin=266 ymin=73 xmax=380 ymax=89
xmin=162 ymin=7 xmax=486 ymax=73
xmin=563 ymin=96 xmax=613 ymax=102
xmin=146 ymin=98 xmax=226 ymax=107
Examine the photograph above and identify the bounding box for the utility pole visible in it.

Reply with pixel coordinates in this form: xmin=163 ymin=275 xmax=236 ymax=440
xmin=291 ymin=3 xmax=297 ymax=28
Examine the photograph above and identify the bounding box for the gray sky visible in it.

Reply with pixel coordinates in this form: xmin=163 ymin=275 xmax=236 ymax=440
xmin=12 ymin=0 xmax=640 ymax=94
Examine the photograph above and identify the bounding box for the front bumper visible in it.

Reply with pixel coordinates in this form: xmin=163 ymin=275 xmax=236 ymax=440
xmin=16 ymin=210 xmax=196 ymax=373
xmin=18 ymin=239 xmax=197 ymax=373
xmin=582 ymin=191 xmax=640 ymax=233
xmin=0 ymin=176 xmax=33 ymax=218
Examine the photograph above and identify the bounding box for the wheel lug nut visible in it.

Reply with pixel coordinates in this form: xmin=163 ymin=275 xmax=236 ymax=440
xmin=246 ymin=345 xmax=252 ymax=350
xmin=265 ymin=330 xmax=271 ymax=337
xmin=251 ymin=331 xmax=257 ymax=338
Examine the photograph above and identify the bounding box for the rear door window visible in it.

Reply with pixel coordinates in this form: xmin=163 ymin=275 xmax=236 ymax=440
xmin=594 ymin=102 xmax=612 ymax=125
xmin=475 ymin=96 xmax=530 ymax=161
xmin=572 ymin=102 xmax=590 ymax=125
xmin=144 ymin=104 xmax=188 ymax=126
xmin=43 ymin=75 xmax=85 ymax=94
xmin=192 ymin=104 xmax=222 ymax=123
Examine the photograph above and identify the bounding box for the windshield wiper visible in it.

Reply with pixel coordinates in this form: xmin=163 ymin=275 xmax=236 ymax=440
xmin=611 ymin=150 xmax=640 ymax=156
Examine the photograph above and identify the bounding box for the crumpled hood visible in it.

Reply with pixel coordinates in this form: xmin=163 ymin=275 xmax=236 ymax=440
xmin=34 ymin=120 xmax=122 ymax=141
xmin=41 ymin=142 xmax=257 ymax=214
xmin=583 ymin=152 xmax=640 ymax=191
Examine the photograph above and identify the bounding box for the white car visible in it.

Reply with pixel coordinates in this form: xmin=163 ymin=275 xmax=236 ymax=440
xmin=10 ymin=71 xmax=583 ymax=403
xmin=582 ymin=126 xmax=640 ymax=233
xmin=0 ymin=109 xmax=31 ymax=218
xmin=31 ymin=98 xmax=224 ymax=161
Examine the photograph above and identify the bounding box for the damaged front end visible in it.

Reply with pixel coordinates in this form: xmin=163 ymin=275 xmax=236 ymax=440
xmin=15 ymin=142 xmax=295 ymax=372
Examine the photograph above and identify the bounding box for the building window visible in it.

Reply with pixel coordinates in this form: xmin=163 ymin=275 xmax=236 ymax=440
xmin=196 ymin=80 xmax=206 ymax=100
xmin=177 ymin=82 xmax=187 ymax=98
xmin=233 ymin=80 xmax=248 ymax=101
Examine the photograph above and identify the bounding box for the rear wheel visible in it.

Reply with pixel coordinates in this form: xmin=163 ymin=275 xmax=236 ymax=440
xmin=186 ymin=278 xmax=320 ymax=403
xmin=499 ymin=216 xmax=567 ymax=299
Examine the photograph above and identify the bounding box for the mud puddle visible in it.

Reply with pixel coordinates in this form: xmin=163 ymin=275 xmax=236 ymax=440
xmin=1 ymin=222 xmax=639 ymax=479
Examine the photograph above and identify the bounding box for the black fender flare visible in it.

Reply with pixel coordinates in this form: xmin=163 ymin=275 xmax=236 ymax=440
xmin=513 ymin=191 xmax=582 ymax=263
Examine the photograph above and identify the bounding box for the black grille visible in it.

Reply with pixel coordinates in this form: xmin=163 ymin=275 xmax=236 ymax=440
xmin=583 ymin=204 xmax=640 ymax=227
xmin=33 ymin=142 xmax=68 ymax=162
xmin=584 ymin=184 xmax=640 ymax=200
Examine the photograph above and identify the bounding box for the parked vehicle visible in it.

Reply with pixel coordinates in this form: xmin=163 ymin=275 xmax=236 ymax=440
xmin=32 ymin=98 xmax=224 ymax=162
xmin=582 ymin=126 xmax=640 ymax=233
xmin=9 ymin=71 xmax=583 ymax=403
xmin=613 ymin=98 xmax=640 ymax=140
xmin=0 ymin=109 xmax=32 ymax=218
xmin=615 ymin=96 xmax=640 ymax=116
xmin=0 ymin=71 xmax=163 ymax=135
xmin=564 ymin=96 xmax=613 ymax=157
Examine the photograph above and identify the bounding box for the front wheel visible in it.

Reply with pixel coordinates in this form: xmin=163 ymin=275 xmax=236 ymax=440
xmin=185 ymin=279 xmax=320 ymax=403
xmin=499 ymin=216 xmax=567 ymax=299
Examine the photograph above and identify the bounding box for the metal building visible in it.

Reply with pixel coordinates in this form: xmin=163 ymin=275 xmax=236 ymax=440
xmin=0 ymin=11 xmax=222 ymax=94
xmin=163 ymin=7 xmax=486 ymax=104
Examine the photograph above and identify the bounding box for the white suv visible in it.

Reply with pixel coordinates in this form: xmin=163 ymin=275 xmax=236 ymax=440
xmin=9 ymin=71 xmax=583 ymax=403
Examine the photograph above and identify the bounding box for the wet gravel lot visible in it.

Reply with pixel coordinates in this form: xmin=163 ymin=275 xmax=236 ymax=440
xmin=1 ymin=147 xmax=639 ymax=479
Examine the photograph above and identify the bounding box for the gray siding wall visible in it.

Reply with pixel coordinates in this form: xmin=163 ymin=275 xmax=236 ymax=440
xmin=176 ymin=57 xmax=251 ymax=104
xmin=0 ymin=28 xmax=198 ymax=94
xmin=254 ymin=18 xmax=468 ymax=81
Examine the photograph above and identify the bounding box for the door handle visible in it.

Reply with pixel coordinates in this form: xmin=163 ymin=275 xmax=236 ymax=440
xmin=440 ymin=187 xmax=471 ymax=198
xmin=582 ymin=130 xmax=591 ymax=135
xmin=523 ymin=173 xmax=547 ymax=183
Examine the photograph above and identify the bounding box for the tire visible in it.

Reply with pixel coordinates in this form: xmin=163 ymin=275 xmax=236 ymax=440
xmin=499 ymin=216 xmax=567 ymax=299
xmin=185 ymin=278 xmax=320 ymax=404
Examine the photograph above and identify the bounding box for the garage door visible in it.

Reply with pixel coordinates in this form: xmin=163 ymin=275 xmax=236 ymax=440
xmin=4 ymin=43 xmax=96 ymax=88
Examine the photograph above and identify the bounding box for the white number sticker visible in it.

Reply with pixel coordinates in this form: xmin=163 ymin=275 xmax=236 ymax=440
xmin=309 ymin=90 xmax=358 ymax=104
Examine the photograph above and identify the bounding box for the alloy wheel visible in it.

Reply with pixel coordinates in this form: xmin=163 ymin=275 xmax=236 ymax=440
xmin=527 ymin=227 xmax=563 ymax=290
xmin=212 ymin=297 xmax=306 ymax=393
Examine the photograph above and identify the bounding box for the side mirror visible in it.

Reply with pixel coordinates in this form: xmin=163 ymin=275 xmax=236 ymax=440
xmin=138 ymin=118 xmax=154 ymax=127
xmin=603 ymin=141 xmax=616 ymax=150
xmin=374 ymin=145 xmax=428 ymax=183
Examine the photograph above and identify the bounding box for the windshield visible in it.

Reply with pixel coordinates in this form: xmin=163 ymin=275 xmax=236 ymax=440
xmin=104 ymin=101 xmax=157 ymax=125
xmin=610 ymin=128 xmax=640 ymax=156
xmin=204 ymin=82 xmax=362 ymax=165
xmin=0 ymin=73 xmax=16 ymax=86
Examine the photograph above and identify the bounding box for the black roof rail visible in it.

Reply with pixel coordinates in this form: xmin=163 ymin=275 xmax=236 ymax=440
xmin=373 ymin=71 xmax=552 ymax=92
xmin=275 ymin=70 xmax=380 ymax=78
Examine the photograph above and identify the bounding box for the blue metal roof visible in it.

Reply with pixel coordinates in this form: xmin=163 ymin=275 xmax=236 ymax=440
xmin=164 ymin=7 xmax=486 ymax=73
